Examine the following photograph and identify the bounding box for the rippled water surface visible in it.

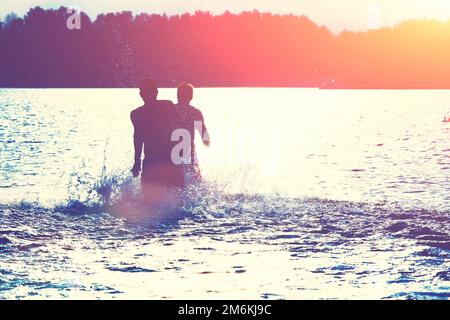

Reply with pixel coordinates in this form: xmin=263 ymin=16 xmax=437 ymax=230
xmin=0 ymin=88 xmax=449 ymax=299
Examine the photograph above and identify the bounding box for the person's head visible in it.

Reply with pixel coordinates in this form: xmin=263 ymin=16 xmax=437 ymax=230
xmin=177 ymin=83 xmax=194 ymax=105
xmin=139 ymin=78 xmax=158 ymax=104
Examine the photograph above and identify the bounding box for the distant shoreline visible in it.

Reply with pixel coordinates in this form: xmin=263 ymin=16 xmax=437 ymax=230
xmin=2 ymin=8 xmax=450 ymax=90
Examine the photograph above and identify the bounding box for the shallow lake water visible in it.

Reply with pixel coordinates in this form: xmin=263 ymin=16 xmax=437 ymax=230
xmin=0 ymin=88 xmax=449 ymax=299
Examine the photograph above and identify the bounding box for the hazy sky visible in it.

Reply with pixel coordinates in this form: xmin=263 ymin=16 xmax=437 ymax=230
xmin=2 ymin=0 xmax=450 ymax=32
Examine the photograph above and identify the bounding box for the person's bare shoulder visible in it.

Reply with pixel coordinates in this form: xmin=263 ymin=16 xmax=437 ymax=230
xmin=131 ymin=105 xmax=146 ymax=114
xmin=130 ymin=105 xmax=146 ymax=123
xmin=189 ymin=105 xmax=204 ymax=120
xmin=157 ymin=100 xmax=175 ymax=108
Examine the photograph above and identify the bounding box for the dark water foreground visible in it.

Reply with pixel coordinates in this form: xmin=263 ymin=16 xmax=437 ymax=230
xmin=0 ymin=181 xmax=449 ymax=300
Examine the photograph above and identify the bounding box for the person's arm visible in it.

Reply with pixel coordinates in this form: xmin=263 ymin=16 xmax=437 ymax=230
xmin=131 ymin=110 xmax=143 ymax=177
xmin=197 ymin=110 xmax=210 ymax=147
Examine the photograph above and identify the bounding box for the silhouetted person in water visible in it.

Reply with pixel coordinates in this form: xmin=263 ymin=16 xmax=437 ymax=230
xmin=174 ymin=83 xmax=210 ymax=184
xmin=131 ymin=78 xmax=184 ymax=203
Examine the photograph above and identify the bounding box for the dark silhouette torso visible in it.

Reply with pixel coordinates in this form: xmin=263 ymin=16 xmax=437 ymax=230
xmin=131 ymin=100 xmax=184 ymax=187
xmin=175 ymin=104 xmax=205 ymax=163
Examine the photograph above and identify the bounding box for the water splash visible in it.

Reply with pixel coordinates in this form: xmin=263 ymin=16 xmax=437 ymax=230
xmin=1 ymin=172 xmax=449 ymax=299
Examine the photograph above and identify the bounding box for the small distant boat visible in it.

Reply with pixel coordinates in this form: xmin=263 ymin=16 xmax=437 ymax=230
xmin=443 ymin=117 xmax=450 ymax=123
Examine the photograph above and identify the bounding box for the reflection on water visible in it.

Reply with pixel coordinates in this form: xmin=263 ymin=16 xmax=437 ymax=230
xmin=0 ymin=88 xmax=449 ymax=299
xmin=0 ymin=187 xmax=448 ymax=299
xmin=1 ymin=88 xmax=449 ymax=208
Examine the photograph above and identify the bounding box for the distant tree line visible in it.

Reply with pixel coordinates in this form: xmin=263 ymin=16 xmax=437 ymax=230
xmin=1 ymin=6 xmax=450 ymax=88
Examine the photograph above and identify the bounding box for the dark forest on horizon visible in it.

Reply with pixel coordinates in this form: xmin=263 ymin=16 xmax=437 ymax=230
xmin=1 ymin=6 xmax=450 ymax=88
